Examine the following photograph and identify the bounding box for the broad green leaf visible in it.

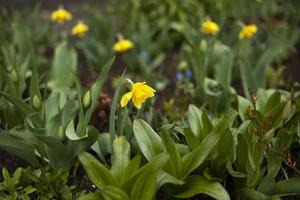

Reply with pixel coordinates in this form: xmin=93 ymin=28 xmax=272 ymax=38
xmin=91 ymin=133 xmax=111 ymax=162
xmin=272 ymin=178 xmax=300 ymax=197
xmin=68 ymin=126 xmax=99 ymax=159
xmin=133 ymin=119 xmax=163 ymax=161
xmin=213 ymin=43 xmax=234 ymax=90
xmin=130 ymin=169 xmax=157 ymax=200
xmin=267 ymin=130 xmax=293 ymax=178
xmin=258 ymin=175 xmax=275 ymax=195
xmin=111 ymin=136 xmax=131 ymax=178
xmin=188 ymin=105 xmax=203 ymax=139
xmin=50 ymin=41 xmax=77 ymax=89
xmin=161 ymin=128 xmax=183 ymax=178
xmin=120 ymin=155 xmax=141 ymax=185
xmin=174 ymin=175 xmax=230 ymax=200
xmin=262 ymin=92 xmax=281 ymax=115
xmin=237 ymin=188 xmax=267 ymax=200
xmin=238 ymin=96 xmax=252 ymax=121
xmin=157 ymin=171 xmax=185 ymax=188
xmin=0 ymin=133 xmax=38 ymax=166
xmin=78 ymin=192 xmax=103 ymax=200
xmin=0 ymin=91 xmax=34 ymax=117
xmin=101 ymin=186 xmax=129 ymax=200
xmin=121 ymin=153 xmax=168 ymax=192
xmin=39 ymin=136 xmax=70 ymax=169
xmin=182 ymin=111 xmax=236 ymax=178
xmin=78 ymin=152 xmax=118 ymax=189
xmin=188 ymin=105 xmax=213 ymax=140
xmin=239 ymin=57 xmax=256 ymax=98
xmin=183 ymin=128 xmax=201 ymax=150
xmin=226 ymin=161 xmax=247 ymax=178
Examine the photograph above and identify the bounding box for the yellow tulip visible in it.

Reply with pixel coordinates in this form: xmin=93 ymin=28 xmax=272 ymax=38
xmin=72 ymin=21 xmax=89 ymax=37
xmin=239 ymin=24 xmax=257 ymax=40
xmin=113 ymin=39 xmax=134 ymax=53
xmin=202 ymin=19 xmax=220 ymax=35
xmin=120 ymin=81 xmax=155 ymax=109
xmin=51 ymin=7 xmax=72 ymax=24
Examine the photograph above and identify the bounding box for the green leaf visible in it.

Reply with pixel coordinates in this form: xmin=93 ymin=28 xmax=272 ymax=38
xmin=119 ymin=155 xmax=141 ymax=185
xmin=78 ymin=192 xmax=103 ymax=200
xmin=272 ymin=178 xmax=300 ymax=197
xmin=133 ymin=119 xmax=163 ymax=161
xmin=174 ymin=175 xmax=230 ymax=200
xmin=238 ymin=96 xmax=252 ymax=121
xmin=239 ymin=57 xmax=256 ymax=98
xmin=0 ymin=132 xmax=38 ymax=166
xmin=0 ymin=91 xmax=34 ymax=118
xmin=50 ymin=41 xmax=77 ymax=89
xmin=121 ymin=153 xmax=168 ymax=192
xmin=157 ymin=171 xmax=185 ymax=188
xmin=188 ymin=105 xmax=203 ymax=139
xmin=111 ymin=136 xmax=131 ymax=178
xmin=267 ymin=130 xmax=293 ymax=178
xmin=182 ymin=111 xmax=236 ymax=178
xmin=161 ymin=128 xmax=183 ymax=178
xmin=188 ymin=105 xmax=213 ymax=141
xmin=68 ymin=125 xmax=100 ymax=159
xmin=77 ymin=57 xmax=115 ymax=137
xmin=183 ymin=128 xmax=200 ymax=150
xmin=78 ymin=152 xmax=118 ymax=189
xmin=237 ymin=188 xmax=267 ymax=200
xmin=101 ymin=186 xmax=129 ymax=200
xmin=213 ymin=43 xmax=234 ymax=90
xmin=91 ymin=133 xmax=111 ymax=162
xmin=130 ymin=168 xmax=157 ymax=200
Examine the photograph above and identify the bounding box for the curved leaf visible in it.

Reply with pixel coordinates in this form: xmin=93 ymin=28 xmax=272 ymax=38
xmin=175 ymin=175 xmax=230 ymax=200
xmin=78 ymin=152 xmax=118 ymax=189
xmin=133 ymin=119 xmax=163 ymax=161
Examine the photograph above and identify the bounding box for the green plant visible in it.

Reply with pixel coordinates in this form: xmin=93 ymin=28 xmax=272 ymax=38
xmin=78 ymin=136 xmax=169 ymax=200
xmin=0 ymin=56 xmax=114 ymax=169
xmin=132 ymin=109 xmax=236 ymax=199
xmin=0 ymin=167 xmax=83 ymax=200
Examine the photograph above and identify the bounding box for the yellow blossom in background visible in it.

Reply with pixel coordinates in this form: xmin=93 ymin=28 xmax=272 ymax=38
xmin=120 ymin=81 xmax=155 ymax=109
xmin=113 ymin=39 xmax=134 ymax=53
xmin=51 ymin=7 xmax=72 ymax=23
xmin=239 ymin=24 xmax=257 ymax=40
xmin=202 ymin=19 xmax=220 ymax=35
xmin=72 ymin=21 xmax=89 ymax=37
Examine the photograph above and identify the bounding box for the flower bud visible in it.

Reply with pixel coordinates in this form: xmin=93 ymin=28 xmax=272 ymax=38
xmin=262 ymin=128 xmax=275 ymax=141
xmin=32 ymin=94 xmax=41 ymax=110
xmin=177 ymin=61 xmax=188 ymax=72
xmin=199 ymin=40 xmax=208 ymax=52
xmin=58 ymin=125 xmax=65 ymax=140
xmin=10 ymin=70 xmax=18 ymax=83
xmin=282 ymin=100 xmax=291 ymax=120
xmin=83 ymin=90 xmax=91 ymax=109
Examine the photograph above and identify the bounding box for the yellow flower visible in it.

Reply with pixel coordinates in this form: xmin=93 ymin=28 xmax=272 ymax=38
xmin=72 ymin=21 xmax=89 ymax=37
xmin=202 ymin=19 xmax=220 ymax=35
xmin=113 ymin=39 xmax=134 ymax=53
xmin=120 ymin=81 xmax=155 ymax=109
xmin=239 ymin=24 xmax=257 ymax=40
xmin=51 ymin=7 xmax=72 ymax=23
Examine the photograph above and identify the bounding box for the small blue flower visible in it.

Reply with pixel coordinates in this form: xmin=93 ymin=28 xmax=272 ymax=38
xmin=176 ymin=72 xmax=183 ymax=81
xmin=139 ymin=51 xmax=149 ymax=62
xmin=185 ymin=70 xmax=192 ymax=79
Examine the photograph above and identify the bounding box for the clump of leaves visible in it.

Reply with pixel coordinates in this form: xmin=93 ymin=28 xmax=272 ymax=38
xmin=0 ymin=166 xmax=84 ymax=200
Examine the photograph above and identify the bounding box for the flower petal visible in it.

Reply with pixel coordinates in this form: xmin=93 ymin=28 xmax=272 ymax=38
xmin=132 ymin=96 xmax=142 ymax=109
xmin=120 ymin=91 xmax=133 ymax=107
